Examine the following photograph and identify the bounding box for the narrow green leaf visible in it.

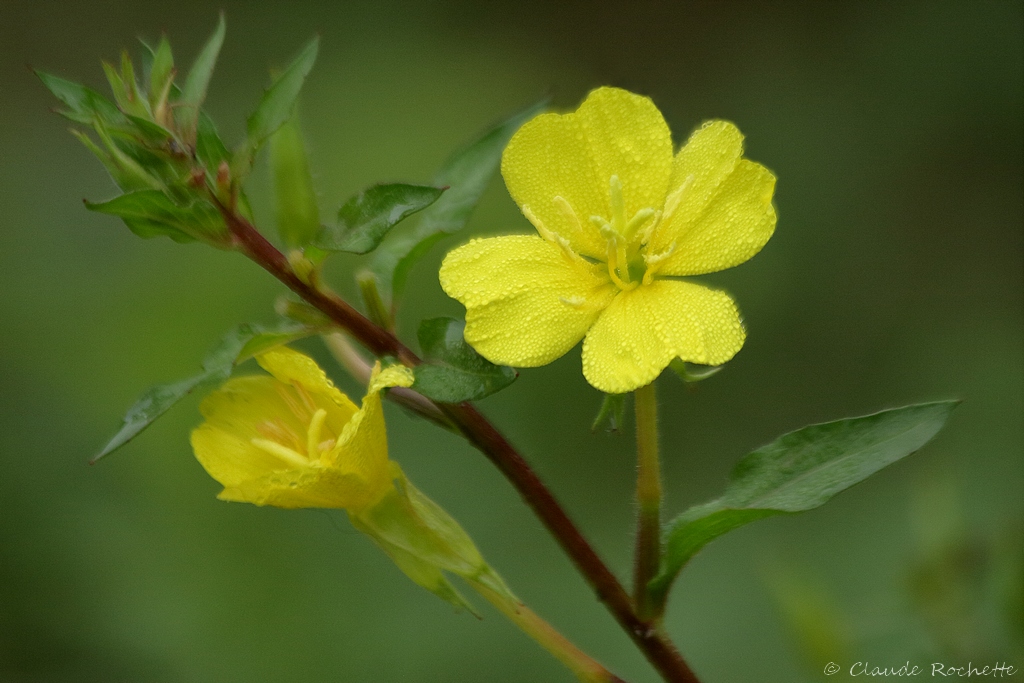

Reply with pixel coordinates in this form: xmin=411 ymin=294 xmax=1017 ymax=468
xmin=86 ymin=190 xmax=227 ymax=244
xmin=92 ymin=322 xmax=318 ymax=462
xmin=242 ymin=37 xmax=319 ymax=162
xmin=367 ymin=97 xmax=549 ymax=304
xmin=36 ymin=70 xmax=125 ymax=125
xmin=124 ymin=114 xmax=173 ymax=144
xmin=148 ymin=36 xmax=175 ymax=110
xmin=315 ymin=183 xmax=445 ymax=254
xmin=650 ymin=401 xmax=960 ymax=607
xmin=180 ymin=13 xmax=226 ymax=128
xmin=195 ymin=111 xmax=230 ymax=169
xmin=411 ymin=317 xmax=517 ymax=403
xmin=119 ymin=50 xmax=148 ymax=117
xmin=269 ymin=115 xmax=321 ymax=247
xmin=70 ymin=130 xmax=151 ymax=192
xmin=102 ymin=61 xmax=129 ymax=109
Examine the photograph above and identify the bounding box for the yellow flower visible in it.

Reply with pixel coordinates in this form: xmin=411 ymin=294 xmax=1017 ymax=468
xmin=190 ymin=347 xmax=514 ymax=611
xmin=190 ymin=347 xmax=413 ymax=512
xmin=439 ymin=87 xmax=776 ymax=393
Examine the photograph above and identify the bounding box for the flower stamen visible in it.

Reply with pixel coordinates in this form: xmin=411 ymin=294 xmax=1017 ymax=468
xmin=306 ymin=408 xmax=327 ymax=461
xmin=251 ymin=437 xmax=309 ymax=468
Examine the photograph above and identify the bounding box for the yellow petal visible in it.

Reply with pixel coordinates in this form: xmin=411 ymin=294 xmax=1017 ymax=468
xmin=655 ymin=159 xmax=777 ymax=276
xmin=323 ymin=362 xmax=408 ymax=511
xmin=191 ymin=421 xmax=292 ymax=489
xmin=581 ymin=280 xmax=745 ymax=393
xmin=218 ymin=464 xmax=383 ymax=510
xmin=439 ymin=235 xmax=616 ymax=367
xmin=196 ymin=375 xmax=308 ymax=447
xmin=257 ymin=346 xmax=359 ymax=417
xmin=649 ymin=120 xmax=744 ymax=254
xmin=501 ymin=87 xmax=673 ymax=257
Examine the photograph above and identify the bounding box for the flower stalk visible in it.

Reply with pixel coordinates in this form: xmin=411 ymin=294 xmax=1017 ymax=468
xmin=633 ymin=380 xmax=663 ymax=620
xmin=467 ymin=578 xmax=627 ymax=683
xmin=215 ymin=200 xmax=702 ymax=683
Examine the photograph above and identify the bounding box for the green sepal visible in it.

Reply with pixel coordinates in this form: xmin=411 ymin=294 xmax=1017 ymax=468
xmin=314 ymin=183 xmax=445 ymax=254
xmin=85 ymin=190 xmax=228 ymax=244
xmin=411 ymin=317 xmax=517 ymax=403
xmin=234 ymin=36 xmax=319 ymax=180
xmin=649 ymin=401 xmax=960 ymax=612
xmin=350 ymin=469 xmax=516 ymax=611
xmin=592 ymin=393 xmax=627 ymax=433
xmin=269 ymin=114 xmax=320 ymax=247
xmin=92 ymin=321 xmax=319 ymax=463
xmin=178 ymin=13 xmax=226 ymax=133
xmin=668 ymin=359 xmax=723 ymax=383
xmin=366 ymin=97 xmax=549 ymax=306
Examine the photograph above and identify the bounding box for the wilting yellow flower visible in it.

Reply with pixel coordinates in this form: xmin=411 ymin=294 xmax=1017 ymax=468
xmin=440 ymin=87 xmax=776 ymax=393
xmin=191 ymin=347 xmax=514 ymax=611
xmin=190 ymin=347 xmax=413 ymax=512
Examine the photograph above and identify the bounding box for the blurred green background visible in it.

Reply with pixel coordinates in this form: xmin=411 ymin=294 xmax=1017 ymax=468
xmin=1 ymin=1 xmax=1021 ymax=681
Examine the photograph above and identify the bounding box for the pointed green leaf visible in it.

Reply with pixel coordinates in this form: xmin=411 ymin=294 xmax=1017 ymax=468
xmin=195 ymin=111 xmax=230 ymax=169
xmin=86 ymin=190 xmax=227 ymax=243
xmin=237 ymin=36 xmax=319 ymax=178
xmin=124 ymin=114 xmax=173 ymax=144
xmin=367 ymin=97 xmax=549 ymax=304
xmin=650 ymin=401 xmax=960 ymax=608
xmin=269 ymin=115 xmax=320 ymax=247
xmin=36 ymin=70 xmax=125 ymax=125
xmin=180 ymin=13 xmax=226 ymax=129
xmin=148 ymin=36 xmax=174 ymax=109
xmin=92 ymin=322 xmax=318 ymax=462
xmin=315 ymin=183 xmax=445 ymax=254
xmin=411 ymin=317 xmax=517 ymax=403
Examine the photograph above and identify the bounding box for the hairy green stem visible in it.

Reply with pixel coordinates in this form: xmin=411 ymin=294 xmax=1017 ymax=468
xmin=468 ymin=579 xmax=628 ymax=683
xmin=216 ymin=203 xmax=701 ymax=683
xmin=633 ymin=380 xmax=663 ymax=619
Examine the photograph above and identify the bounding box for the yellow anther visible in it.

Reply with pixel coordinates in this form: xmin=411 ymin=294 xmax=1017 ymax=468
xmin=251 ymin=438 xmax=309 ymax=468
xmin=306 ymin=408 xmax=327 ymax=461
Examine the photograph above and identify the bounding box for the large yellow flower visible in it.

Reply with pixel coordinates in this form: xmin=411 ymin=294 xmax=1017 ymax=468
xmin=191 ymin=347 xmax=412 ymax=512
xmin=440 ymin=87 xmax=776 ymax=393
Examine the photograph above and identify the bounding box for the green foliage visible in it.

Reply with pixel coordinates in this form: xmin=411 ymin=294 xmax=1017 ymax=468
xmin=270 ymin=115 xmax=320 ymax=248
xmin=234 ymin=37 xmax=319 ymax=180
xmin=315 ymin=183 xmax=445 ymax=254
xmin=592 ymin=393 xmax=627 ymax=433
xmin=92 ymin=322 xmax=318 ymax=463
xmin=179 ymin=13 xmax=226 ymax=133
xmin=85 ymin=190 xmax=226 ymax=244
xmin=36 ymin=70 xmax=125 ymax=125
xmin=649 ymin=401 xmax=959 ymax=609
xmin=367 ymin=98 xmax=549 ymax=307
xmin=411 ymin=317 xmax=517 ymax=403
